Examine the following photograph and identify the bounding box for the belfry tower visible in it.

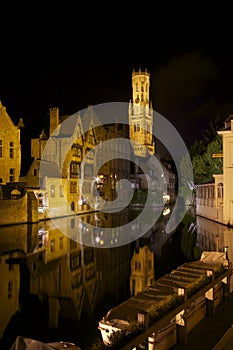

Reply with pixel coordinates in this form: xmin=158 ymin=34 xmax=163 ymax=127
xmin=128 ymin=68 xmax=155 ymax=157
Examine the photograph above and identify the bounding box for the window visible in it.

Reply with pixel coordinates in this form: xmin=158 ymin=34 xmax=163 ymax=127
xmin=70 ymin=181 xmax=77 ymax=193
xmin=70 ymin=161 xmax=80 ymax=177
xmin=135 ymin=261 xmax=141 ymax=271
xmin=8 ymin=281 xmax=13 ymax=298
xmin=134 ymin=123 xmax=140 ymax=132
xmin=59 ymin=236 xmax=64 ymax=249
xmin=50 ymin=239 xmax=55 ymax=252
xmin=9 ymin=168 xmax=15 ymax=182
xmin=50 ymin=185 xmax=55 ymax=197
xmin=72 ymin=146 xmax=82 ymax=158
xmin=33 ymin=168 xmax=37 ymax=176
xmin=60 ymin=185 xmax=64 ymax=197
xmin=84 ymin=164 xmax=94 ymax=178
xmin=9 ymin=141 xmax=14 ymax=158
xmin=38 ymin=193 xmax=43 ymax=207
xmin=217 ymin=183 xmax=223 ymax=198
xmin=70 ymin=251 xmax=81 ymax=270
xmin=70 ymin=217 xmax=75 ymax=228
xmin=84 ymin=247 xmax=94 ymax=264
xmin=0 ymin=140 xmax=2 ymax=157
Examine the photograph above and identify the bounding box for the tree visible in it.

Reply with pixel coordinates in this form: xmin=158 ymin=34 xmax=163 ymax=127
xmin=192 ymin=134 xmax=223 ymax=184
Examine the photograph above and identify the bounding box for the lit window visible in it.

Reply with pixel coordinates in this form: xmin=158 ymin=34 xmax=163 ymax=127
xmin=50 ymin=185 xmax=55 ymax=197
xmin=70 ymin=161 xmax=80 ymax=177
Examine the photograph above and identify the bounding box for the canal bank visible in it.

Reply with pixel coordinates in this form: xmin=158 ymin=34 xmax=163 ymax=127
xmin=172 ymin=292 xmax=233 ymax=350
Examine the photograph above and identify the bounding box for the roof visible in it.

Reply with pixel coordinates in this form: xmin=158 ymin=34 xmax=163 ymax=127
xmin=39 ymin=160 xmax=62 ymax=178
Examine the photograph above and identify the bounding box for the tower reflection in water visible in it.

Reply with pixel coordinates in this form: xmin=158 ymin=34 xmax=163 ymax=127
xmin=1 ymin=209 xmax=231 ymax=349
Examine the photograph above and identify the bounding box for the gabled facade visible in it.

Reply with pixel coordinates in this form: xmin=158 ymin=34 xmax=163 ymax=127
xmin=130 ymin=244 xmax=154 ymax=296
xmin=0 ymin=101 xmax=22 ymax=185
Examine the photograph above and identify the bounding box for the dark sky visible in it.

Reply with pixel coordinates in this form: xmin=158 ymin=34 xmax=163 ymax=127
xmin=1 ymin=27 xmax=233 ymax=151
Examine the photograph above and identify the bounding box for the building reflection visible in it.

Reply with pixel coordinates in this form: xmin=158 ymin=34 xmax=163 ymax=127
xmin=0 ymin=213 xmax=132 ymax=348
xmin=196 ymin=215 xmax=233 ymax=262
xmin=130 ymin=243 xmax=155 ymax=296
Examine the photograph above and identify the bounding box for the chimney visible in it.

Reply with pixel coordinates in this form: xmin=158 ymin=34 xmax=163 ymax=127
xmin=49 ymin=107 xmax=59 ymax=136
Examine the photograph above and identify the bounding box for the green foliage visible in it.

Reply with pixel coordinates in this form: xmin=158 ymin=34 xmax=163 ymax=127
xmin=186 ymin=275 xmax=211 ymax=297
xmin=193 ymin=246 xmax=203 ymax=260
xmin=107 ymin=322 xmax=142 ymax=349
xmin=148 ymin=295 xmax=183 ymax=323
xmin=191 ymin=134 xmax=223 ymax=184
xmin=179 ymin=152 xmax=194 ymax=204
xmin=95 ymin=259 xmax=226 ymax=349
xmin=131 ymin=189 xmax=148 ymax=204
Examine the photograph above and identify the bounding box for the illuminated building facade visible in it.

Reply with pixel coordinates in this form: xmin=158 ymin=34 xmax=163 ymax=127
xmin=0 ymin=101 xmax=22 ymax=185
xmin=130 ymin=244 xmax=154 ymax=296
xmin=196 ymin=115 xmax=233 ymax=226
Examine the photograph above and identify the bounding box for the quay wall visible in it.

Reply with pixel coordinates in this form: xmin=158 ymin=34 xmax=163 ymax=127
xmin=0 ymin=191 xmax=38 ymax=225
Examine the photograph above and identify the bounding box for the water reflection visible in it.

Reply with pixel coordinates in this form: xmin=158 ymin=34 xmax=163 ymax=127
xmin=0 ymin=213 xmax=133 ymax=349
xmin=0 ymin=206 xmax=190 ymax=349
xmin=196 ymin=215 xmax=233 ymax=261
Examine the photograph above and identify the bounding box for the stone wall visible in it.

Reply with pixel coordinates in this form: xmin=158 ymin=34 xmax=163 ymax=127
xmin=0 ymin=191 xmax=38 ymax=225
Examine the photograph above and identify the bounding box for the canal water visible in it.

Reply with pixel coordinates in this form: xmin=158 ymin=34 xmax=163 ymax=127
xmin=0 ymin=207 xmax=232 ymax=349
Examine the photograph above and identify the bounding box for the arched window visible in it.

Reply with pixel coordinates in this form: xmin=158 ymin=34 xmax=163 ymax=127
xmin=217 ymin=183 xmax=223 ymax=198
xmin=11 ymin=189 xmax=21 ymax=199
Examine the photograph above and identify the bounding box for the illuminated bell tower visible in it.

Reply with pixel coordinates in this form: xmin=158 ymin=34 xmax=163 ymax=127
xmin=128 ymin=68 xmax=155 ymax=157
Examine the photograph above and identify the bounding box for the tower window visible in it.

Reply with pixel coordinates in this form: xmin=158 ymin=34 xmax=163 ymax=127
xmin=0 ymin=140 xmax=2 ymax=158
xmin=70 ymin=161 xmax=80 ymax=177
xmin=133 ymin=123 xmax=140 ymax=132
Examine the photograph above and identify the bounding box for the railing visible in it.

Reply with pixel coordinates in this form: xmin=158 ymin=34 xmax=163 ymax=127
xmin=114 ymin=266 xmax=232 ymax=350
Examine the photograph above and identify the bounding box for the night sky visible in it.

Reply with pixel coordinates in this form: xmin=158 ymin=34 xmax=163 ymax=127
xmin=1 ymin=27 xmax=233 ymax=154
